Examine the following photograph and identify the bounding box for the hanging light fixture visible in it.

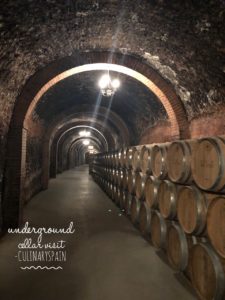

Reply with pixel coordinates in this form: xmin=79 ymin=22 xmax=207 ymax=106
xmin=99 ymin=71 xmax=120 ymax=97
xmin=83 ymin=140 xmax=90 ymax=146
xmin=79 ymin=130 xmax=90 ymax=137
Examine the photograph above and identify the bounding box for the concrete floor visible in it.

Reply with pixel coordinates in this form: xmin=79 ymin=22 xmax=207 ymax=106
xmin=0 ymin=165 xmax=196 ymax=300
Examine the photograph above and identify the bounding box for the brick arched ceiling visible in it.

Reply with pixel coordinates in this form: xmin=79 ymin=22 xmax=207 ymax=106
xmin=34 ymin=70 xmax=167 ymax=145
xmin=46 ymin=105 xmax=131 ymax=148
xmin=0 ymin=0 xmax=225 ymax=174
xmin=1 ymin=0 xmax=224 ymax=136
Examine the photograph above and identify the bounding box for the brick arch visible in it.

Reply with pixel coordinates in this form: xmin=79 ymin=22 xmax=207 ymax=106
xmin=67 ymin=137 xmax=102 ymax=169
xmin=67 ymin=140 xmax=100 ymax=169
xmin=45 ymin=104 xmax=130 ymax=150
xmin=42 ymin=106 xmax=129 ymax=188
xmin=61 ymin=135 xmax=103 ymax=171
xmin=8 ymin=50 xmax=187 ymax=136
xmin=3 ymin=50 xmax=189 ymax=229
xmin=56 ymin=128 xmax=107 ymax=174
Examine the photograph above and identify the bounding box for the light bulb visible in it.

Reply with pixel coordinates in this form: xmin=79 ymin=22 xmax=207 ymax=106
xmin=83 ymin=140 xmax=90 ymax=145
xmin=99 ymin=74 xmax=110 ymax=89
xmin=112 ymin=79 xmax=120 ymax=89
xmin=79 ymin=130 xmax=90 ymax=137
xmin=88 ymin=145 xmax=94 ymax=150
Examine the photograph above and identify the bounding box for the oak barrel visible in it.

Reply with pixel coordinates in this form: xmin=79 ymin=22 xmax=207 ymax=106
xmin=158 ymin=180 xmax=177 ymax=219
xmin=115 ymin=187 xmax=121 ymax=206
xmin=150 ymin=210 xmax=167 ymax=249
xmin=117 ymin=168 xmax=124 ymax=188
xmin=191 ymin=136 xmax=225 ymax=192
xmin=135 ymin=171 xmax=146 ymax=200
xmin=120 ymin=190 xmax=128 ymax=209
xmin=125 ymin=147 xmax=134 ymax=169
xmin=207 ymin=196 xmax=225 ymax=258
xmin=139 ymin=202 xmax=151 ymax=236
xmin=177 ymin=185 xmax=214 ymax=235
xmin=144 ymin=176 xmax=160 ymax=208
xmin=124 ymin=193 xmax=133 ymax=216
xmin=130 ymin=197 xmax=141 ymax=224
xmin=140 ymin=145 xmax=152 ymax=174
xmin=166 ymin=222 xmax=189 ymax=271
xmin=132 ymin=148 xmax=141 ymax=171
xmin=151 ymin=144 xmax=168 ymax=179
xmin=111 ymin=184 xmax=117 ymax=202
xmin=166 ymin=140 xmax=196 ymax=184
xmin=122 ymin=169 xmax=128 ymax=190
xmin=127 ymin=169 xmax=136 ymax=194
xmin=120 ymin=148 xmax=127 ymax=168
xmin=190 ymin=243 xmax=225 ymax=300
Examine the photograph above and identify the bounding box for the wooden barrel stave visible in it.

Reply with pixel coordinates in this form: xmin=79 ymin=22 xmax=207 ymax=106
xmin=150 ymin=210 xmax=167 ymax=249
xmin=130 ymin=197 xmax=141 ymax=224
xmin=125 ymin=193 xmax=133 ymax=216
xmin=190 ymin=243 xmax=225 ymax=300
xmin=177 ymin=185 xmax=214 ymax=236
xmin=140 ymin=145 xmax=152 ymax=174
xmin=166 ymin=140 xmax=197 ymax=184
xmin=151 ymin=144 xmax=168 ymax=179
xmin=191 ymin=137 xmax=225 ymax=192
xmin=135 ymin=172 xmax=147 ymax=200
xmin=144 ymin=176 xmax=160 ymax=208
xmin=158 ymin=180 xmax=177 ymax=220
xmin=139 ymin=202 xmax=151 ymax=236
xmin=127 ymin=169 xmax=136 ymax=194
xmin=207 ymin=196 xmax=225 ymax=258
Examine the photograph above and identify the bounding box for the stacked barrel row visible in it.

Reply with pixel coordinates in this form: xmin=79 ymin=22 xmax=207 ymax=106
xmin=90 ymin=136 xmax=225 ymax=300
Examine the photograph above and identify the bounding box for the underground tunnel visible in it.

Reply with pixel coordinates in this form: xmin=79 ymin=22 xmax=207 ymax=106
xmin=0 ymin=0 xmax=225 ymax=299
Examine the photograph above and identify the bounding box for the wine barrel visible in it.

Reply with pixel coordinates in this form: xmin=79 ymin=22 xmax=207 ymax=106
xmin=110 ymin=168 xmax=116 ymax=184
xmin=105 ymin=154 xmax=111 ymax=167
xmin=150 ymin=210 xmax=167 ymax=249
xmin=104 ymin=180 xmax=109 ymax=195
xmin=140 ymin=145 xmax=152 ymax=174
xmin=166 ymin=223 xmax=207 ymax=275
xmin=121 ymin=190 xmax=128 ymax=209
xmin=166 ymin=140 xmax=197 ymax=184
xmin=114 ymin=169 xmax=120 ymax=186
xmin=117 ymin=168 xmax=124 ymax=188
xmin=191 ymin=136 xmax=225 ymax=192
xmin=151 ymin=144 xmax=168 ymax=179
xmin=115 ymin=187 xmax=122 ymax=206
xmin=144 ymin=176 xmax=160 ymax=208
xmin=166 ymin=222 xmax=190 ymax=271
xmin=190 ymin=243 xmax=225 ymax=300
xmin=125 ymin=193 xmax=133 ymax=216
xmin=125 ymin=147 xmax=133 ymax=169
xmin=158 ymin=180 xmax=177 ymax=220
xmin=177 ymin=185 xmax=214 ymax=236
xmin=139 ymin=202 xmax=151 ymax=236
xmin=109 ymin=153 xmax=114 ymax=167
xmin=110 ymin=151 xmax=115 ymax=168
xmin=111 ymin=184 xmax=117 ymax=202
xmin=130 ymin=197 xmax=141 ymax=224
xmin=132 ymin=148 xmax=141 ymax=171
xmin=107 ymin=168 xmax=112 ymax=182
xmin=122 ymin=169 xmax=128 ymax=190
xmin=115 ymin=150 xmax=121 ymax=168
xmin=127 ymin=169 xmax=136 ymax=194
xmin=135 ymin=172 xmax=146 ymax=200
xmin=120 ymin=148 xmax=127 ymax=168
xmin=207 ymin=196 xmax=225 ymax=258
xmin=107 ymin=182 xmax=113 ymax=199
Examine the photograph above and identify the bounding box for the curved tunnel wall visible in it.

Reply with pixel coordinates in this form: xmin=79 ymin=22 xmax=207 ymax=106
xmin=1 ymin=47 xmax=225 ymax=230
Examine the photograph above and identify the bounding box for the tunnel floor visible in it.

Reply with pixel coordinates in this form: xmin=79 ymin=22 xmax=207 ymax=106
xmin=0 ymin=165 xmax=196 ymax=300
